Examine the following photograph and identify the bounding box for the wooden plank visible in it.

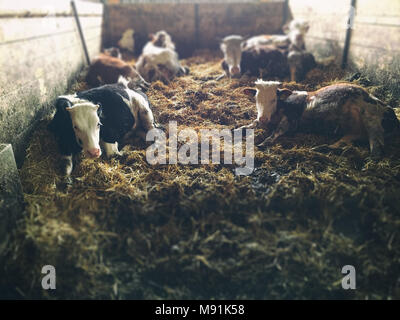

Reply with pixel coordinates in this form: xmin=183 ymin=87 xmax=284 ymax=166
xmin=356 ymin=15 xmax=400 ymax=27
xmin=198 ymin=2 xmax=285 ymax=49
xmin=351 ymin=23 xmax=400 ymax=53
xmin=104 ymin=2 xmax=286 ymax=56
xmin=0 ymin=14 xmax=102 ymax=160
xmin=105 ymin=4 xmax=196 ymax=57
xmin=289 ymin=0 xmax=349 ymax=16
xmin=288 ymin=0 xmax=349 ymax=59
xmin=0 ymin=0 xmax=103 ymax=17
xmin=356 ymin=0 xmax=400 ymax=18
xmin=350 ymin=0 xmax=400 ymax=68
xmin=0 ymin=16 xmax=102 ymax=45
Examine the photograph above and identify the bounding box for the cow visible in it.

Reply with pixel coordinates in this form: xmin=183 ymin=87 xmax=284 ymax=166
xmin=287 ymin=48 xmax=316 ymax=82
xmin=136 ymin=30 xmax=189 ymax=83
xmin=48 ymin=77 xmax=158 ymax=176
xmin=242 ymin=19 xmax=310 ymax=51
xmin=85 ymin=54 xmax=150 ymax=91
xmin=218 ymin=35 xmax=314 ymax=81
xmin=118 ymin=28 xmax=135 ymax=52
xmin=103 ymin=47 xmax=122 ymax=59
xmin=242 ymin=80 xmax=399 ymax=158
xmin=219 ymin=35 xmax=244 ymax=79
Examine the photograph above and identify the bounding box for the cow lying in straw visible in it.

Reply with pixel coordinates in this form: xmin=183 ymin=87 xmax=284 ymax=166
xmin=242 ymin=80 xmax=399 ymax=158
xmin=48 ymin=77 xmax=158 ymax=176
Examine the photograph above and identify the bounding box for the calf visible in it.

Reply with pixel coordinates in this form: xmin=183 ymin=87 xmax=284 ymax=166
xmin=104 ymin=47 xmax=122 ymax=59
xmin=241 ymin=44 xmax=290 ymax=79
xmin=219 ymin=35 xmax=244 ymax=78
xmin=136 ymin=30 xmax=189 ymax=83
xmin=242 ymin=19 xmax=310 ymax=52
xmin=243 ymin=80 xmax=399 ymax=158
xmin=287 ymin=48 xmax=316 ymax=82
xmin=218 ymin=35 xmax=314 ymax=81
xmin=48 ymin=77 xmax=157 ymax=176
xmin=85 ymin=54 xmax=149 ymax=91
xmin=118 ymin=28 xmax=135 ymax=52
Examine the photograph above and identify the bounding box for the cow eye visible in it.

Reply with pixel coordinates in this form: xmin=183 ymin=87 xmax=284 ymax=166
xmin=74 ymin=126 xmax=79 ymax=131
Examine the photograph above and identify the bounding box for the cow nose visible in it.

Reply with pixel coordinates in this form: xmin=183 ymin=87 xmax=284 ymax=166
xmin=231 ymin=66 xmax=240 ymax=76
xmin=88 ymin=148 xmax=101 ymax=158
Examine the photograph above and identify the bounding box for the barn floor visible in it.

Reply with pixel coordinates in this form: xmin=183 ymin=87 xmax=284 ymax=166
xmin=3 ymin=50 xmax=400 ymax=299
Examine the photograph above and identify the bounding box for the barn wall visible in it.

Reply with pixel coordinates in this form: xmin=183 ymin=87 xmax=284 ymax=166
xmin=0 ymin=0 xmax=103 ymax=165
xmin=103 ymin=1 xmax=287 ymax=57
xmin=350 ymin=0 xmax=400 ymax=69
xmin=287 ymin=0 xmax=350 ymax=62
xmin=288 ymin=0 xmax=400 ymax=68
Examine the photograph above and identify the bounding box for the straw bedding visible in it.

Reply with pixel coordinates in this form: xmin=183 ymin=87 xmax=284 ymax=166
xmin=3 ymin=50 xmax=400 ymax=299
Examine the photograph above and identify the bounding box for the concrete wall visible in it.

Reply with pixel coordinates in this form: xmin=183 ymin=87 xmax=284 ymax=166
xmin=0 ymin=0 xmax=103 ymax=165
xmin=288 ymin=0 xmax=400 ymax=68
xmin=103 ymin=1 xmax=287 ymax=57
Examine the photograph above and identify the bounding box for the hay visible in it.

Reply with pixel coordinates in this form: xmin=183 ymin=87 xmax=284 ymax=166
xmin=3 ymin=50 xmax=400 ymax=299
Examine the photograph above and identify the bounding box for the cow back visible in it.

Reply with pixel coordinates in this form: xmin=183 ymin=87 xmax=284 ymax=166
xmin=241 ymin=44 xmax=289 ymax=78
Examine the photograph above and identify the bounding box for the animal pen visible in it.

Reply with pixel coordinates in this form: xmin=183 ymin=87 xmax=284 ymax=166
xmin=0 ymin=0 xmax=399 ymax=300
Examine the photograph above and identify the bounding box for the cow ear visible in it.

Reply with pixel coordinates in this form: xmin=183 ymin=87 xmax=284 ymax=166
xmin=55 ymin=98 xmax=72 ymax=112
xmin=149 ymin=33 xmax=155 ymax=41
xmin=96 ymin=103 xmax=103 ymax=117
xmin=243 ymin=88 xmax=257 ymax=97
xmin=277 ymin=88 xmax=292 ymax=100
xmin=282 ymin=21 xmax=290 ymax=34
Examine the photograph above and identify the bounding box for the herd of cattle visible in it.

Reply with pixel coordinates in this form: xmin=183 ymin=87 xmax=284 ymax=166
xmin=48 ymin=20 xmax=399 ymax=176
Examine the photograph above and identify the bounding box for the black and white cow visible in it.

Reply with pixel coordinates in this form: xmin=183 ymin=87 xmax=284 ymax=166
xmin=48 ymin=77 xmax=157 ymax=176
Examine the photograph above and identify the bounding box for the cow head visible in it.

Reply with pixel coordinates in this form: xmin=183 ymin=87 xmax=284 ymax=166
xmin=283 ymin=19 xmax=310 ymax=35
xmin=66 ymin=103 xmax=102 ymax=158
xmin=244 ymin=80 xmax=282 ymax=124
xmin=151 ymin=30 xmax=175 ymax=51
xmin=104 ymin=47 xmax=122 ymax=59
xmin=128 ymin=67 xmax=151 ymax=91
xmin=220 ymin=35 xmax=244 ymax=78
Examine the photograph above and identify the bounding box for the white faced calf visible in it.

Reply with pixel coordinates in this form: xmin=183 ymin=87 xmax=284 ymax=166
xmin=48 ymin=77 xmax=158 ymax=176
xmin=136 ymin=30 xmax=188 ymax=83
xmin=242 ymin=19 xmax=310 ymax=52
xmin=242 ymin=81 xmax=400 ymax=158
xmin=68 ymin=102 xmax=102 ymax=159
xmin=239 ymin=80 xmax=281 ymax=129
xmin=219 ymin=35 xmax=244 ymax=79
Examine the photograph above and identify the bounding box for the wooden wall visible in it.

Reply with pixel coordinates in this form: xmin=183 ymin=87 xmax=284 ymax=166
xmin=288 ymin=0 xmax=400 ymax=68
xmin=0 ymin=0 xmax=103 ymax=164
xmin=288 ymin=0 xmax=350 ymax=62
xmin=103 ymin=1 xmax=287 ymax=57
xmin=350 ymin=0 xmax=400 ymax=68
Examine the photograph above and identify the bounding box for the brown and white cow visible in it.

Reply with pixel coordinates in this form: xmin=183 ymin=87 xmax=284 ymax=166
xmin=118 ymin=29 xmax=135 ymax=52
xmin=218 ymin=35 xmax=315 ymax=81
xmin=136 ymin=30 xmax=189 ymax=83
xmin=242 ymin=19 xmax=310 ymax=52
xmin=85 ymin=54 xmax=149 ymax=91
xmin=103 ymin=47 xmax=122 ymax=59
xmin=242 ymin=80 xmax=399 ymax=158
